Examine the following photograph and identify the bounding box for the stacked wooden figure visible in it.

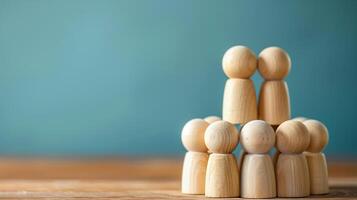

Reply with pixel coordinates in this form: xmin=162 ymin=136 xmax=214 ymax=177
xmin=181 ymin=45 xmax=330 ymax=198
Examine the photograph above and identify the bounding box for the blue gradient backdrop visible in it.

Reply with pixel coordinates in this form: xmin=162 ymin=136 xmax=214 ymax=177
xmin=0 ymin=0 xmax=356 ymax=156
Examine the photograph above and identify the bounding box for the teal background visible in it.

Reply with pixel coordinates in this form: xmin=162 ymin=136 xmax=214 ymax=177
xmin=0 ymin=0 xmax=356 ymax=156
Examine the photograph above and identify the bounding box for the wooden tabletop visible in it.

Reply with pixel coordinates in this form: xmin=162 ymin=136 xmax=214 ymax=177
xmin=0 ymin=157 xmax=355 ymax=199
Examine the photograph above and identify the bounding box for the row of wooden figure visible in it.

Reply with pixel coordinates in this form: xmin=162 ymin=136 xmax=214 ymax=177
xmin=181 ymin=116 xmax=329 ymax=198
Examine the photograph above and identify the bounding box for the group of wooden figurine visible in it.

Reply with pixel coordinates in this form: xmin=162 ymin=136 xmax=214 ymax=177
xmin=181 ymin=46 xmax=329 ymax=198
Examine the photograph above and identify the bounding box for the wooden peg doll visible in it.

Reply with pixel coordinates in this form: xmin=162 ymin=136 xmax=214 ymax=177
xmin=276 ymin=120 xmax=311 ymax=197
xmin=258 ymin=47 xmax=291 ymax=125
xmin=240 ymin=120 xmax=276 ymax=198
xmin=205 ymin=120 xmax=240 ymax=197
xmin=222 ymin=46 xmax=258 ymax=124
xmin=303 ymin=119 xmax=329 ymax=194
xmin=181 ymin=119 xmax=209 ymax=194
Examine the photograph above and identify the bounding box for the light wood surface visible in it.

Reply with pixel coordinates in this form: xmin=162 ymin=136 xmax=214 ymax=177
xmin=276 ymin=120 xmax=311 ymax=197
xmin=0 ymin=158 xmax=355 ymax=199
xmin=205 ymin=154 xmax=240 ymax=197
xmin=240 ymin=120 xmax=276 ymax=198
xmin=222 ymin=45 xmax=257 ymax=79
xmin=181 ymin=118 xmax=209 ymax=152
xmin=258 ymin=46 xmax=291 ymax=80
xmin=241 ymin=154 xmax=276 ymax=198
xmin=181 ymin=118 xmax=209 ymax=194
xmin=204 ymin=120 xmax=239 ymax=154
xmin=240 ymin=120 xmax=275 ymax=154
xmin=204 ymin=121 xmax=240 ymax=197
xmin=277 ymin=154 xmax=311 ymax=197
xmin=276 ymin=120 xmax=310 ymax=154
xmin=181 ymin=152 xmax=208 ymax=194
xmin=223 ymin=78 xmax=257 ymax=124
xmin=305 ymin=152 xmax=329 ymax=194
xmin=304 ymin=119 xmax=329 ymax=153
xmin=258 ymin=80 xmax=291 ymax=125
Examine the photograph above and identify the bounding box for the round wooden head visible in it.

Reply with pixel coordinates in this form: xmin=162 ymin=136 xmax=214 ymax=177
xmin=276 ymin=120 xmax=310 ymax=154
xmin=181 ymin=118 xmax=209 ymax=152
xmin=258 ymin=47 xmax=291 ymax=80
xmin=240 ymin=120 xmax=275 ymax=154
xmin=303 ymin=119 xmax=329 ymax=153
xmin=222 ymin=45 xmax=257 ymax=79
xmin=204 ymin=120 xmax=239 ymax=154
xmin=204 ymin=116 xmax=221 ymax=124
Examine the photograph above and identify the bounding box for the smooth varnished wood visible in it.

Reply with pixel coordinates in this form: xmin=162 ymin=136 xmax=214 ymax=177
xmin=223 ymin=78 xmax=257 ymax=124
xmin=205 ymin=154 xmax=240 ymax=198
xmin=258 ymin=80 xmax=290 ymax=125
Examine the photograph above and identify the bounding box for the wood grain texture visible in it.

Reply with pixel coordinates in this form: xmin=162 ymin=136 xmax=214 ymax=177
xmin=181 ymin=119 xmax=209 ymax=152
xmin=276 ymin=154 xmax=310 ymax=197
xmin=258 ymin=80 xmax=290 ymax=125
xmin=205 ymin=154 xmax=239 ymax=197
xmin=240 ymin=120 xmax=275 ymax=154
xmin=204 ymin=120 xmax=239 ymax=154
xmin=305 ymin=152 xmax=329 ymax=194
xmin=0 ymin=158 xmax=354 ymax=199
xmin=258 ymin=46 xmax=291 ymax=80
xmin=241 ymin=154 xmax=276 ymax=198
xmin=181 ymin=152 xmax=208 ymax=194
xmin=222 ymin=45 xmax=257 ymax=79
xmin=223 ymin=78 xmax=257 ymax=124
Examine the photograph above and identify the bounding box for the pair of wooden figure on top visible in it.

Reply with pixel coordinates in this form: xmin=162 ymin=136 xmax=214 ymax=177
xmin=181 ymin=117 xmax=329 ymax=198
xmin=222 ymin=45 xmax=290 ymax=126
xmin=180 ymin=45 xmax=329 ymax=198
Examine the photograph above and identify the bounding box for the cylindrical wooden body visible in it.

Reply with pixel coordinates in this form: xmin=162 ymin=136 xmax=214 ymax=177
xmin=205 ymin=154 xmax=240 ymax=197
xmin=181 ymin=152 xmax=208 ymax=194
xmin=241 ymin=154 xmax=276 ymax=198
xmin=258 ymin=80 xmax=290 ymax=125
xmin=276 ymin=154 xmax=310 ymax=197
xmin=222 ymin=78 xmax=257 ymax=124
xmin=304 ymin=152 xmax=329 ymax=194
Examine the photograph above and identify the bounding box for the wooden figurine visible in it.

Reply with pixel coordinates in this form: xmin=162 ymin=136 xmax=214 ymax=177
xmin=181 ymin=119 xmax=209 ymax=194
xmin=204 ymin=120 xmax=240 ymax=197
xmin=240 ymin=120 xmax=276 ymax=198
xmin=258 ymin=47 xmax=291 ymax=125
xmin=303 ymin=119 xmax=329 ymax=195
xmin=276 ymin=120 xmax=311 ymax=197
xmin=273 ymin=117 xmax=307 ymax=167
xmin=222 ymin=46 xmax=257 ymax=124
xmin=204 ymin=116 xmax=221 ymax=124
